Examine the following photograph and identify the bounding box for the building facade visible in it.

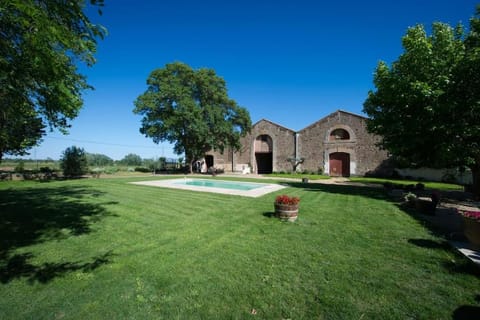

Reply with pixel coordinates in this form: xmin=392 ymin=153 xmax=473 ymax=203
xmin=206 ymin=110 xmax=389 ymax=176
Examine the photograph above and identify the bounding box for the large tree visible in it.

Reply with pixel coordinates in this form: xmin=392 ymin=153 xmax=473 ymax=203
xmin=134 ymin=62 xmax=252 ymax=173
xmin=363 ymin=6 xmax=480 ymax=195
xmin=0 ymin=0 xmax=106 ymax=161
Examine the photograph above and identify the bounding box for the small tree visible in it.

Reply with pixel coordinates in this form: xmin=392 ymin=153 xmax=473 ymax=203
xmin=60 ymin=146 xmax=88 ymax=178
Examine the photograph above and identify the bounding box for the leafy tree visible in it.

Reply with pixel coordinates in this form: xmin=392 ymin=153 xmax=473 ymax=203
xmin=0 ymin=0 xmax=106 ymax=161
xmin=86 ymin=153 xmax=114 ymax=167
xmin=363 ymin=6 xmax=480 ymax=195
xmin=60 ymin=146 xmax=88 ymax=178
xmin=119 ymin=153 xmax=143 ymax=166
xmin=133 ymin=62 xmax=252 ymax=173
xmin=142 ymin=157 xmax=166 ymax=172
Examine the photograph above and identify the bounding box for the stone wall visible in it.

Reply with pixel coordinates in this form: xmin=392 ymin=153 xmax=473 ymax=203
xmin=208 ymin=110 xmax=389 ymax=175
xmin=298 ymin=110 xmax=388 ymax=175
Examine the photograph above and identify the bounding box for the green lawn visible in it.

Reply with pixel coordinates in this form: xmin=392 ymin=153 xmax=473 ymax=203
xmin=1 ymin=177 xmax=479 ymax=319
xmin=265 ymin=173 xmax=330 ymax=180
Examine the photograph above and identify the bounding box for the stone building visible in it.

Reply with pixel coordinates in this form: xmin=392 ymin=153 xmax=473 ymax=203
xmin=206 ymin=110 xmax=389 ymax=177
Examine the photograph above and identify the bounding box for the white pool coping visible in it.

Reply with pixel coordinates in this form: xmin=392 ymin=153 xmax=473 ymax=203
xmin=130 ymin=178 xmax=286 ymax=197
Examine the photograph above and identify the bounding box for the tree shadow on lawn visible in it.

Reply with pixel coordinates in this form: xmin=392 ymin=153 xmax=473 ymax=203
xmin=1 ymin=251 xmax=114 ymax=284
xmin=287 ymin=182 xmax=480 ymax=275
xmin=401 ymin=206 xmax=480 ymax=279
xmin=0 ymin=185 xmax=117 ymax=283
xmin=285 ymin=181 xmax=391 ymax=201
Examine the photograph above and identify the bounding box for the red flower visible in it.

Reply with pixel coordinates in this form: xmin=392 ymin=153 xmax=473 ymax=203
xmin=460 ymin=210 xmax=480 ymax=221
xmin=275 ymin=195 xmax=300 ymax=205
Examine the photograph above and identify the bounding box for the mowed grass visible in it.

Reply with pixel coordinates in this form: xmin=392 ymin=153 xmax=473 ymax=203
xmin=0 ymin=177 xmax=479 ymax=319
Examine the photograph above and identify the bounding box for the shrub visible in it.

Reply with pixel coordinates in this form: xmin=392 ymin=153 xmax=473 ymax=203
xmin=104 ymin=166 xmax=119 ymax=174
xmin=39 ymin=166 xmax=52 ymax=173
xmin=60 ymin=146 xmax=88 ymax=178
xmin=14 ymin=161 xmax=25 ymax=173
xmin=134 ymin=167 xmax=151 ymax=173
xmin=415 ymin=183 xmax=425 ymax=191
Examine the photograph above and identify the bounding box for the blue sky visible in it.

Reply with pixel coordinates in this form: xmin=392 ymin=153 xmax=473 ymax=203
xmin=27 ymin=0 xmax=478 ymax=160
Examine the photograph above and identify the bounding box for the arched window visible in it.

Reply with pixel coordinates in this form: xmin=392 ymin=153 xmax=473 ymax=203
xmin=329 ymin=129 xmax=350 ymax=141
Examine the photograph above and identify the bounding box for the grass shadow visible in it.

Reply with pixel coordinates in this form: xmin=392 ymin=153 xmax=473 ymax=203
xmin=401 ymin=207 xmax=480 ymax=277
xmin=285 ymin=182 xmax=390 ymax=201
xmin=408 ymin=238 xmax=451 ymax=250
xmin=0 ymin=184 xmax=117 ymax=283
xmin=0 ymin=251 xmax=115 ymax=284
xmin=262 ymin=211 xmax=276 ymax=218
xmin=452 ymin=305 xmax=480 ymax=319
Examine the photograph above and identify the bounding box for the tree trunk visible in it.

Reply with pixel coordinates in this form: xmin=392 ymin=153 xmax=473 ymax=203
xmin=471 ymin=164 xmax=480 ymax=199
xmin=185 ymin=153 xmax=193 ymax=174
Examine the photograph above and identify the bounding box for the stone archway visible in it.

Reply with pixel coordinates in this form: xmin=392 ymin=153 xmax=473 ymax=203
xmin=255 ymin=134 xmax=273 ymax=174
xmin=205 ymin=155 xmax=214 ymax=169
xmin=329 ymin=152 xmax=350 ymax=177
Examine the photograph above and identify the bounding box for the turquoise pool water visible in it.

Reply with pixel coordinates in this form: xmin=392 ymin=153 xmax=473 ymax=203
xmin=175 ymin=179 xmax=264 ymax=191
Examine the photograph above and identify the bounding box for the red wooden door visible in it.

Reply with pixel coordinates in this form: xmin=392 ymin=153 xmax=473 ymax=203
xmin=329 ymin=152 xmax=350 ymax=177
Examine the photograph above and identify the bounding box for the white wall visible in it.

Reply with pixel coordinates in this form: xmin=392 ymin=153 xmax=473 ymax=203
xmin=396 ymin=167 xmax=472 ymax=184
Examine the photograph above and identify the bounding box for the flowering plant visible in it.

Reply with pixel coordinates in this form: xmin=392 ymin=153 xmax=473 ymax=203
xmin=459 ymin=210 xmax=480 ymax=222
xmin=275 ymin=195 xmax=300 ymax=205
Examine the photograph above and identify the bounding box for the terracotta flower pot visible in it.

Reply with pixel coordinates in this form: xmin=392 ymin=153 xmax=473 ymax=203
xmin=274 ymin=203 xmax=299 ymax=222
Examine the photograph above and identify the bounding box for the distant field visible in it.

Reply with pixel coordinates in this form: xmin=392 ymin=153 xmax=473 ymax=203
xmin=0 ymin=160 xmax=59 ymax=171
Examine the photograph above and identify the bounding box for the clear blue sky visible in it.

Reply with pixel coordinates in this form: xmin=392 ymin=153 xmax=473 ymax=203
xmin=27 ymin=0 xmax=478 ymax=160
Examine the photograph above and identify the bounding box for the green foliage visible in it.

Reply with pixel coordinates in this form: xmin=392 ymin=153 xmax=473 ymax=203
xmin=60 ymin=146 xmax=88 ymax=177
xmin=86 ymin=153 xmax=114 ymax=167
xmin=363 ymin=6 xmax=480 ymax=195
xmin=134 ymin=62 xmax=252 ymax=172
xmin=142 ymin=157 xmax=166 ymax=171
xmin=0 ymin=0 xmax=106 ymax=160
xmin=119 ymin=153 xmax=142 ymax=166
xmin=14 ymin=160 xmax=25 ymax=173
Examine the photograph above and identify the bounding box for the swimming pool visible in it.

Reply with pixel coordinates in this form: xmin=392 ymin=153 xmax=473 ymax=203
xmin=131 ymin=178 xmax=286 ymax=197
xmin=175 ymin=179 xmax=264 ymax=191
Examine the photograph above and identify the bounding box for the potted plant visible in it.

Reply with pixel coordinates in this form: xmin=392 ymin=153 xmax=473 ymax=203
xmin=459 ymin=210 xmax=480 ymax=248
xmin=274 ymin=195 xmax=300 ymax=222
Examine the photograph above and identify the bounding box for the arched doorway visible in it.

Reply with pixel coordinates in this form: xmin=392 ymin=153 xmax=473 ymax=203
xmin=329 ymin=152 xmax=350 ymax=177
xmin=255 ymin=135 xmax=273 ymax=174
xmin=205 ymin=155 xmax=214 ymax=169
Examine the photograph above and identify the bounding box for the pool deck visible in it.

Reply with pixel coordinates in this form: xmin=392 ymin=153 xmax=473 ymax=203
xmin=130 ymin=178 xmax=286 ymax=197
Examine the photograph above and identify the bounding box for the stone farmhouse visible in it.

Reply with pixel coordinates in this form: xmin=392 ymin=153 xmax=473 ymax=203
xmin=205 ymin=110 xmax=389 ymax=177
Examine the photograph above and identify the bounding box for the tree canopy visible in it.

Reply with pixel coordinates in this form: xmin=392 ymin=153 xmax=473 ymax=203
xmin=363 ymin=6 xmax=480 ymax=195
xmin=86 ymin=152 xmax=114 ymax=167
xmin=0 ymin=0 xmax=106 ymax=161
xmin=119 ymin=153 xmax=142 ymax=166
xmin=134 ymin=62 xmax=252 ymax=172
